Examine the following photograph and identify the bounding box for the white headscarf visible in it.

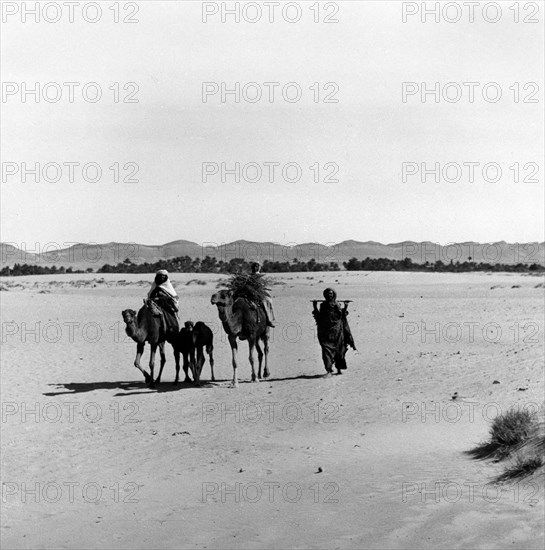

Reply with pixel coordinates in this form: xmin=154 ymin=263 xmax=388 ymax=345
xmin=147 ymin=269 xmax=178 ymax=299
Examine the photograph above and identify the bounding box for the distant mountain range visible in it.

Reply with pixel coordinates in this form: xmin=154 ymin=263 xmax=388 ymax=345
xmin=1 ymin=240 xmax=544 ymax=270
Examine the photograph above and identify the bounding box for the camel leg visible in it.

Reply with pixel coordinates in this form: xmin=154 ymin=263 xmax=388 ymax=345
xmin=255 ymin=340 xmax=264 ymax=379
xmin=173 ymin=347 xmax=180 ymax=385
xmin=248 ymin=338 xmax=258 ymax=383
xmin=191 ymin=347 xmax=201 ymax=387
xmin=228 ymin=335 xmax=239 ymax=388
xmin=148 ymin=344 xmax=157 ymax=388
xmin=194 ymin=346 xmax=205 ymax=386
xmin=134 ymin=342 xmax=151 ymax=383
xmin=262 ymin=331 xmax=270 ymax=379
xmin=182 ymin=352 xmax=192 ymax=383
xmin=207 ymin=344 xmax=215 ymax=382
xmin=155 ymin=342 xmax=166 ymax=384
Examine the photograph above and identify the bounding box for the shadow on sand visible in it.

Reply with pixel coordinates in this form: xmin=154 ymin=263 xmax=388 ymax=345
xmin=43 ymin=379 xmax=216 ymax=397
xmin=464 ymin=442 xmax=505 ymax=462
xmin=266 ymin=373 xmax=334 ymax=382
xmin=44 ymin=372 xmax=331 ymax=397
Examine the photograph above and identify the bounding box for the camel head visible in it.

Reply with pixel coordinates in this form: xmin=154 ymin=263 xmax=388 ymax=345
xmin=122 ymin=309 xmax=137 ymax=325
xmin=211 ymin=289 xmax=233 ymax=307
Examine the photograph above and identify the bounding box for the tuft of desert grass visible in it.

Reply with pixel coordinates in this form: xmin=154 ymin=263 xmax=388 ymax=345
xmin=466 ymin=407 xmax=540 ymax=462
xmin=496 ymin=423 xmax=544 ymax=481
xmin=467 ymin=408 xmax=545 ymax=482
xmin=497 ymin=455 xmax=543 ymax=482
xmin=489 ymin=408 xmax=537 ymax=451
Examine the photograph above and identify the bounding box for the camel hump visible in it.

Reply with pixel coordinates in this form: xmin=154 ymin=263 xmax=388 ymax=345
xmin=232 ymin=297 xmax=267 ymax=330
xmin=194 ymin=321 xmax=212 ymax=334
xmin=233 ymin=296 xmax=257 ymax=311
xmin=194 ymin=322 xmax=213 ymax=344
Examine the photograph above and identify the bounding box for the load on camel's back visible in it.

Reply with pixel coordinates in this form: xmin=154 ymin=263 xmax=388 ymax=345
xmin=210 ymin=269 xmax=274 ymax=388
xmin=228 ymin=271 xmax=274 ymax=327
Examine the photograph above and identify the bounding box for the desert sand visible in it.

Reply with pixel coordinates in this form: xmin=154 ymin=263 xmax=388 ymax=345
xmin=1 ymin=271 xmax=543 ymax=549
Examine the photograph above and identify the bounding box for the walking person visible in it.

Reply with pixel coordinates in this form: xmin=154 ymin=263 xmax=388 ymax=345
xmin=312 ymin=287 xmax=356 ymax=375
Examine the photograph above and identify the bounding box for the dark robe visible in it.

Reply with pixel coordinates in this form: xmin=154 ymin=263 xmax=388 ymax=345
xmin=149 ymin=286 xmax=179 ymax=339
xmin=313 ymin=298 xmax=355 ymax=373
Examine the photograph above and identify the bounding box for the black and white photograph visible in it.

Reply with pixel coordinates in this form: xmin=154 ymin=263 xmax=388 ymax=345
xmin=1 ymin=1 xmax=544 ymax=548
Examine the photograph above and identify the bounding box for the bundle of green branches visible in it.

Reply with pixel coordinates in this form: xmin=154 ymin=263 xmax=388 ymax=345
xmin=223 ymin=272 xmax=272 ymax=303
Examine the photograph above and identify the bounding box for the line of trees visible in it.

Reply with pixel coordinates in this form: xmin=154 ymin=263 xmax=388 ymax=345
xmin=97 ymin=257 xmax=341 ymax=273
xmin=0 ymin=264 xmax=92 ymax=276
xmin=343 ymin=257 xmax=545 ymax=272
xmin=1 ymin=256 xmax=543 ymax=277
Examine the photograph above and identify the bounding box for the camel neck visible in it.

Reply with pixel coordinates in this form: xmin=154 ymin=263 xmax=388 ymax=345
xmin=125 ymin=320 xmax=145 ymax=342
xmin=216 ymin=305 xmax=229 ymax=323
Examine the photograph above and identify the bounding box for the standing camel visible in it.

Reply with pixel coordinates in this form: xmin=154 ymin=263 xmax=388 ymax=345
xmin=171 ymin=321 xmax=215 ymax=386
xmin=122 ymin=300 xmax=169 ymax=388
xmin=210 ymin=289 xmax=270 ymax=388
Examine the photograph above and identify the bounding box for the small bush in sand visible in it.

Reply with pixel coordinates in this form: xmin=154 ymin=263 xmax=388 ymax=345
xmin=498 ymin=455 xmax=543 ymax=481
xmin=489 ymin=408 xmax=537 ymax=450
xmin=466 ymin=407 xmax=539 ymax=461
xmin=496 ymin=422 xmax=545 ymax=481
xmin=467 ymin=408 xmax=544 ymax=481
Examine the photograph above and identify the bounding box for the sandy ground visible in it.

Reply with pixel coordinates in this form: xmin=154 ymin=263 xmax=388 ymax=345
xmin=1 ymin=271 xmax=544 ymax=549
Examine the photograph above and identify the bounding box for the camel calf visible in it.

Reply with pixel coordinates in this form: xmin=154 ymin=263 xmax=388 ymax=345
xmin=171 ymin=321 xmax=215 ymax=385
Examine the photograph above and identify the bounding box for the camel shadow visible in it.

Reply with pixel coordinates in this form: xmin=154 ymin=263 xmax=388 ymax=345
xmin=44 ymin=379 xmax=212 ymax=397
xmin=44 ymin=381 xmax=146 ymax=396
xmin=44 ymin=373 xmax=334 ymax=397
xmin=119 ymin=380 xmax=219 ymax=395
xmin=173 ymin=374 xmax=328 ymax=385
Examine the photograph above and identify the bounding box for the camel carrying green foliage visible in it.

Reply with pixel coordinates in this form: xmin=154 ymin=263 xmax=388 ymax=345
xmin=211 ymin=273 xmax=272 ymax=388
xmin=221 ymin=272 xmax=273 ymax=304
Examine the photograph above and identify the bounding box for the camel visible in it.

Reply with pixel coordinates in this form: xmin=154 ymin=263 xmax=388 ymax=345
xmin=210 ymin=289 xmax=270 ymax=388
xmin=171 ymin=321 xmax=215 ymax=386
xmin=122 ymin=300 xmax=169 ymax=388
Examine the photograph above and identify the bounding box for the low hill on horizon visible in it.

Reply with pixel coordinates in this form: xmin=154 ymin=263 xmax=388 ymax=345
xmin=1 ymin=239 xmax=544 ymax=270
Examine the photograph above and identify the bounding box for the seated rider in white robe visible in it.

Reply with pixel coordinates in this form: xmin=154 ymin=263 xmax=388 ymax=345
xmin=147 ymin=269 xmax=180 ymax=339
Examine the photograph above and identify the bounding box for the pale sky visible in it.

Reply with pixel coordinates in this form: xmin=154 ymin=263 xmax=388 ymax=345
xmin=1 ymin=0 xmax=544 ymax=247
